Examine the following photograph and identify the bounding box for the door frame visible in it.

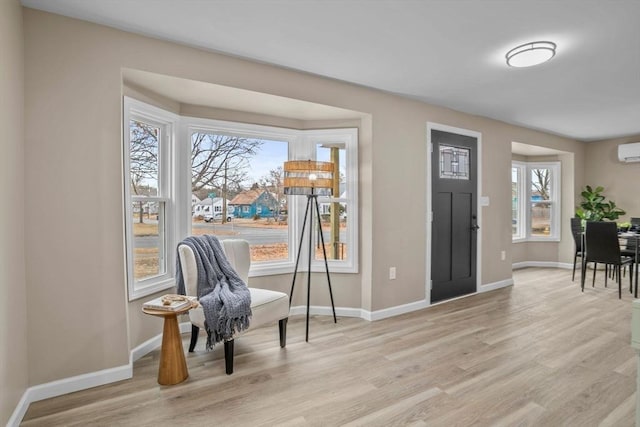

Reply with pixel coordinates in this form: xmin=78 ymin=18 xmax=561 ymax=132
xmin=426 ymin=122 xmax=483 ymax=305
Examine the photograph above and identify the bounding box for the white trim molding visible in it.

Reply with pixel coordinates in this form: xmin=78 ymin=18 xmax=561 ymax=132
xmin=479 ymin=278 xmax=514 ymax=293
xmin=8 ymin=363 xmax=132 ymax=427
xmin=512 ymin=261 xmax=572 ymax=270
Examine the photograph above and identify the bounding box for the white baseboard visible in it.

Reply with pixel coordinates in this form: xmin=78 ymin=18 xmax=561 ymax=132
xmin=6 ymin=392 xmax=30 ymax=427
xmin=8 ymin=329 xmax=170 ymax=427
xmin=479 ymin=278 xmax=514 ymax=292
xmin=7 ymin=362 xmax=133 ymax=427
xmin=512 ymin=261 xmax=571 ymax=270
xmin=365 ymin=299 xmax=430 ymax=321
xmin=289 ymin=305 xmax=364 ymax=319
xmin=28 ymin=364 xmax=132 ymax=403
xmin=130 ymin=334 xmax=163 ymax=364
xmin=290 ymin=277 xmax=520 ymax=322
xmin=288 ymin=301 xmax=432 ymax=322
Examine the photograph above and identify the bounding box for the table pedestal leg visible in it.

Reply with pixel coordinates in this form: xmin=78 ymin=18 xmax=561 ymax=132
xmin=158 ymin=314 xmax=188 ymax=385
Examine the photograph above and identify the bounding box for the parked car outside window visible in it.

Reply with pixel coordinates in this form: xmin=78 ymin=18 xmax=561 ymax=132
xmin=204 ymin=212 xmax=233 ymax=222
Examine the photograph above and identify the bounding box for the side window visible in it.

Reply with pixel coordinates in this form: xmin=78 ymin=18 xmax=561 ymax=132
xmin=308 ymin=129 xmax=358 ymax=272
xmin=512 ymin=163 xmax=525 ymax=240
xmin=123 ymin=98 xmax=178 ymax=300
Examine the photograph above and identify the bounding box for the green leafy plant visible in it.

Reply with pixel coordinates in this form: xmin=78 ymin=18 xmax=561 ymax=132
xmin=618 ymin=221 xmax=631 ymax=231
xmin=575 ymin=185 xmax=626 ymax=221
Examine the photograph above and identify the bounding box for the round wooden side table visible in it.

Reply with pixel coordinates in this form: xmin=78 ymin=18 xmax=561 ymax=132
xmin=142 ymin=302 xmax=196 ymax=385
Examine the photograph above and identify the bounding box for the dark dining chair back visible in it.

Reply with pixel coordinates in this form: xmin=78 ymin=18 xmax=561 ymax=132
xmin=585 ymin=221 xmax=621 ymax=264
xmin=582 ymin=221 xmax=634 ymax=298
xmin=570 ymin=217 xmax=583 ymax=281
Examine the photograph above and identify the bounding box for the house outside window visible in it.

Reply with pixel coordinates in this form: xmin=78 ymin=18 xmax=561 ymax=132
xmin=512 ymin=161 xmax=561 ymax=241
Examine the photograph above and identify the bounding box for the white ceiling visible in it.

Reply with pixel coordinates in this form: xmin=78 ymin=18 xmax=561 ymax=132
xmin=22 ymin=0 xmax=640 ymax=142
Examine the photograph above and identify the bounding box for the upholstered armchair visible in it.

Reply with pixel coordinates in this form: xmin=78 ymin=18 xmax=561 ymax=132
xmin=177 ymin=239 xmax=289 ymax=374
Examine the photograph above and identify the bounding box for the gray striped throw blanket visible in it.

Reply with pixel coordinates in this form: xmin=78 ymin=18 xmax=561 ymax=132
xmin=176 ymin=235 xmax=251 ymax=349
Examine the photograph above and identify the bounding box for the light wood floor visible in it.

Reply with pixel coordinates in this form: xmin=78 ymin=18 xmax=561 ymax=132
xmin=22 ymin=268 xmax=637 ymax=426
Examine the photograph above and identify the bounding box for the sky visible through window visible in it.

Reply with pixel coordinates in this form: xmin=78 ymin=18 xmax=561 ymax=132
xmin=246 ymin=139 xmax=342 ymax=185
xmin=246 ymin=139 xmax=287 ymax=184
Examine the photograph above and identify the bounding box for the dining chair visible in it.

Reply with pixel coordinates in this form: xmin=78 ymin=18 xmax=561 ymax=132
xmin=570 ymin=217 xmax=583 ymax=282
xmin=581 ymin=221 xmax=635 ymax=298
xmin=620 ymin=225 xmax=640 ymax=297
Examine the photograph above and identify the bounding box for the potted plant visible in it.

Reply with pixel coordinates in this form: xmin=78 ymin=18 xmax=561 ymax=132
xmin=575 ymin=185 xmax=626 ymax=222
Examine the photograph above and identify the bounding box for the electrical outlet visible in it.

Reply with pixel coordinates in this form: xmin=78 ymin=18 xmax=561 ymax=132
xmin=389 ymin=267 xmax=396 ymax=280
xmin=501 ymin=250 xmax=506 ymax=261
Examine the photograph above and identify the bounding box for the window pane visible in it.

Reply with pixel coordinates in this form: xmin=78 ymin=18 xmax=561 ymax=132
xmin=315 ymin=203 xmax=348 ymax=260
xmin=316 ymin=144 xmax=347 ymax=260
xmin=190 ymin=134 xmax=289 ymax=263
xmin=132 ymin=201 xmax=166 ymax=280
xmin=439 ymin=145 xmax=469 ymax=180
xmin=512 ymin=167 xmax=520 ymax=236
xmin=530 ymin=168 xmax=551 ymax=201
xmin=531 ymin=201 xmax=551 ymax=236
xmin=129 ymin=120 xmax=159 ymax=195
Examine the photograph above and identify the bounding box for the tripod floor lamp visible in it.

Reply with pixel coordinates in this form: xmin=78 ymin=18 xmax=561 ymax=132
xmin=284 ymin=160 xmax=337 ymax=341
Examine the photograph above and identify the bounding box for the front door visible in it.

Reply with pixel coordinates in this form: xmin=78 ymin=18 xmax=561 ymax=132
xmin=431 ymin=129 xmax=478 ymax=303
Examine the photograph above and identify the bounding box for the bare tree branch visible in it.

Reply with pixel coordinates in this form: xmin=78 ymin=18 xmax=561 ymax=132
xmin=190 ymin=133 xmax=262 ymax=193
xmin=531 ymin=168 xmax=550 ymax=200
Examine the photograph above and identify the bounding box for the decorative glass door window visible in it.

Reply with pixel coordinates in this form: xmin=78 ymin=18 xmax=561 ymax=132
xmin=439 ymin=145 xmax=470 ymax=180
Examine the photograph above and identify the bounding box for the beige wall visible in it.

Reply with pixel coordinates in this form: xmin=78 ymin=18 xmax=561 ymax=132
xmin=22 ymin=8 xmax=587 ymax=389
xmin=585 ymin=135 xmax=640 ymax=221
xmin=0 ymin=0 xmax=27 ymax=424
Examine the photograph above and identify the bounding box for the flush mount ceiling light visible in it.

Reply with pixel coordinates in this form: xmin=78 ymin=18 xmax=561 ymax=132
xmin=506 ymin=41 xmax=556 ymax=67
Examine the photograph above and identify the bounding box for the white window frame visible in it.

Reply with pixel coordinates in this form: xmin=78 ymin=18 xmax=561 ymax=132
xmin=123 ymin=97 xmax=179 ymax=300
xmin=305 ymin=128 xmax=359 ymax=273
xmin=180 ymin=117 xmax=359 ymax=275
xmin=512 ymin=160 xmax=561 ymax=242
xmin=512 ymin=162 xmax=526 ymax=240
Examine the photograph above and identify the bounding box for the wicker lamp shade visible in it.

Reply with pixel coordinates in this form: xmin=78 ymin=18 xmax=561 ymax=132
xmin=283 ymin=160 xmax=334 ymax=196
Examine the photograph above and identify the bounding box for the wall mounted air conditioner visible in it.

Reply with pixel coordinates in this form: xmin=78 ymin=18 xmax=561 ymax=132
xmin=618 ymin=142 xmax=640 ymax=163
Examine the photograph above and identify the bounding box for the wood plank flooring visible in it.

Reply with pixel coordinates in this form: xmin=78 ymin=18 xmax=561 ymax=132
xmin=22 ymin=268 xmax=637 ymax=426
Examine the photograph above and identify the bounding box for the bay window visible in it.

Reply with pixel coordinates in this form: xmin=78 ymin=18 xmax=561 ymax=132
xmin=124 ymin=98 xmax=359 ymax=300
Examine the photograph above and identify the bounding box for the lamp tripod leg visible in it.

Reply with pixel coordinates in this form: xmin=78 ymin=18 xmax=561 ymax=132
xmin=313 ymin=196 xmax=337 ymax=324
xmin=289 ymin=196 xmax=312 ymax=306
xmin=306 ymin=195 xmax=314 ymax=342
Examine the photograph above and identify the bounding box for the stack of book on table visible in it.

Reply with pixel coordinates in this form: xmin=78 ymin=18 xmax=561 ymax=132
xmin=143 ymin=294 xmax=197 ymax=312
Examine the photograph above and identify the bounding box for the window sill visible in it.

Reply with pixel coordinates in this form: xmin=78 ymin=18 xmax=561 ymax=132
xmin=512 ymin=237 xmax=560 ymax=243
xmin=128 ymin=277 xmax=175 ymax=301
